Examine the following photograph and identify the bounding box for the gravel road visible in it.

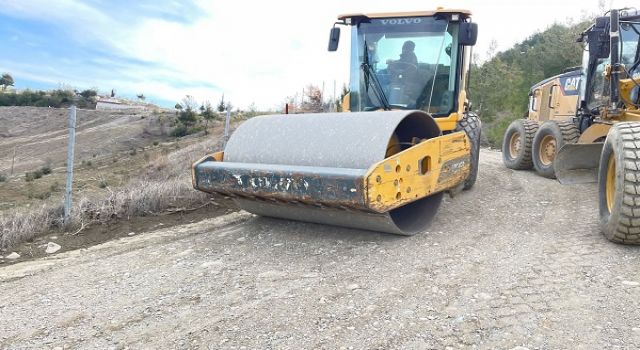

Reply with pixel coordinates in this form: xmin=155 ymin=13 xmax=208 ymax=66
xmin=1 ymin=149 xmax=639 ymax=349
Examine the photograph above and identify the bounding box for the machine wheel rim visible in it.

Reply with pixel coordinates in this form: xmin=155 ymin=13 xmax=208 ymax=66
xmin=606 ymin=154 xmax=616 ymax=213
xmin=539 ymin=135 xmax=557 ymax=166
xmin=509 ymin=132 xmax=522 ymax=159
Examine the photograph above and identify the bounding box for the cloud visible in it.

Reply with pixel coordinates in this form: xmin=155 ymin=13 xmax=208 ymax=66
xmin=2 ymin=0 xmax=634 ymax=110
xmin=0 ymin=0 xmax=350 ymax=109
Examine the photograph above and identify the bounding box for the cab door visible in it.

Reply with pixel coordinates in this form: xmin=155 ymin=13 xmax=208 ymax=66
xmin=547 ymin=83 xmax=560 ymax=120
xmin=538 ymin=83 xmax=553 ymax=121
xmin=528 ymin=88 xmax=542 ymax=121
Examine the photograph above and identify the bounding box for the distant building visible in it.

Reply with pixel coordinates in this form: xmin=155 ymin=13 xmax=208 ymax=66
xmin=95 ymin=98 xmax=146 ymax=111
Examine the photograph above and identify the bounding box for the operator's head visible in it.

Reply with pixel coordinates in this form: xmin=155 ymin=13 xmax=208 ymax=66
xmin=402 ymin=40 xmax=415 ymax=53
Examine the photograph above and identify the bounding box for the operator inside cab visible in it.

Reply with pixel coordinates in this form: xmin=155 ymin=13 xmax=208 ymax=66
xmin=351 ymin=15 xmax=461 ymax=114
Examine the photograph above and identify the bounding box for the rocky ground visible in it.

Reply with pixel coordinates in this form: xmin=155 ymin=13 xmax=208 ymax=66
xmin=1 ymin=149 xmax=639 ymax=349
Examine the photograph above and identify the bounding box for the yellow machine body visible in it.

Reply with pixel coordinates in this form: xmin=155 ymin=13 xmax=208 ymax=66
xmin=192 ymin=9 xmax=480 ymax=234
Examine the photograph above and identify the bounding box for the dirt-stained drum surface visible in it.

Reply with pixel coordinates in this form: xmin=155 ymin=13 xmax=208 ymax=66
xmin=1 ymin=150 xmax=639 ymax=349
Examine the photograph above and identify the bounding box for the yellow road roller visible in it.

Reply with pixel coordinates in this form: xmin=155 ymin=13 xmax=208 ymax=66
xmin=193 ymin=9 xmax=481 ymax=234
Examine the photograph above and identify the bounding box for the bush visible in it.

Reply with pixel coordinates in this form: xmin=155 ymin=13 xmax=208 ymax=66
xmin=40 ymin=166 xmax=52 ymax=175
xmin=34 ymin=191 xmax=51 ymax=200
xmin=99 ymin=180 xmax=108 ymax=188
xmin=177 ymin=108 xmax=198 ymax=127
xmin=485 ymin=117 xmax=516 ymax=148
xmin=25 ymin=170 xmax=43 ymax=182
xmin=79 ymin=89 xmax=97 ymax=98
xmin=188 ymin=126 xmax=204 ymax=134
xmin=0 ymin=138 xmax=216 ymax=249
xmin=171 ymin=124 xmax=189 ymax=137
xmin=0 ymin=173 xmax=6 ymax=182
xmin=153 ymin=141 xmax=159 ymax=146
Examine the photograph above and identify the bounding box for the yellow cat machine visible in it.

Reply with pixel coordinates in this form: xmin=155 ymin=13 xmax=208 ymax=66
xmin=192 ymin=9 xmax=480 ymax=235
xmin=502 ymin=68 xmax=582 ymax=177
xmin=502 ymin=9 xmax=640 ymax=244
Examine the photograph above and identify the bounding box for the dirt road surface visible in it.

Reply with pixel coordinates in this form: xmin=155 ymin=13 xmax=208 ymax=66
xmin=1 ymin=150 xmax=639 ymax=349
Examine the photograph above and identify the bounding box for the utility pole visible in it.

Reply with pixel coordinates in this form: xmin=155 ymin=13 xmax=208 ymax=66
xmin=223 ymin=109 xmax=231 ymax=149
xmin=321 ymin=81 xmax=325 ymax=111
xmin=63 ymin=106 xmax=77 ymax=226
xmin=333 ymin=80 xmax=336 ymax=112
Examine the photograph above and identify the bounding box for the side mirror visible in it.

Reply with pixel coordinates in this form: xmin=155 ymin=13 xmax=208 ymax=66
xmin=589 ymin=40 xmax=610 ymax=59
xmin=459 ymin=22 xmax=478 ymax=46
xmin=588 ymin=16 xmax=611 ymax=59
xmin=328 ymin=27 xmax=340 ymax=52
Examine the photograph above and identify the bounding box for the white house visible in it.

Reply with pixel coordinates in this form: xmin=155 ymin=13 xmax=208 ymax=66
xmin=95 ymin=98 xmax=146 ymax=111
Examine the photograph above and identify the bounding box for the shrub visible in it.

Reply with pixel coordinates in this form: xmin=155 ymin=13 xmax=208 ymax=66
xmin=188 ymin=126 xmax=204 ymax=135
xmin=79 ymin=89 xmax=97 ymax=98
xmin=27 ymin=189 xmax=51 ymax=200
xmin=0 ymin=173 xmax=6 ymax=182
xmin=25 ymin=170 xmax=43 ymax=182
xmin=171 ymin=124 xmax=189 ymax=137
xmin=0 ymin=137 xmax=217 ymax=249
xmin=40 ymin=166 xmax=52 ymax=175
xmin=99 ymin=180 xmax=108 ymax=188
xmin=486 ymin=117 xmax=516 ymax=148
xmin=35 ymin=191 xmax=51 ymax=200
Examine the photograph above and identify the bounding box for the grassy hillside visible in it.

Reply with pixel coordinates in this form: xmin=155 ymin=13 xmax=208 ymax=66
xmin=0 ymin=106 xmax=240 ymax=249
xmin=0 ymin=107 xmax=176 ymax=210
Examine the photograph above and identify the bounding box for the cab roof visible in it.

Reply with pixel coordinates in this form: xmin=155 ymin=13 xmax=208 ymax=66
xmin=338 ymin=9 xmax=472 ymax=21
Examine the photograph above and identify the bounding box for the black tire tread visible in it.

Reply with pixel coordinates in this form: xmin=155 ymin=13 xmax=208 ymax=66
xmin=456 ymin=113 xmax=481 ymax=190
xmin=557 ymin=120 xmax=580 ymax=144
xmin=532 ymin=120 xmax=579 ymax=179
xmin=519 ymin=119 xmax=540 ymax=168
xmin=502 ymin=119 xmax=539 ymax=170
xmin=605 ymin=123 xmax=640 ymax=244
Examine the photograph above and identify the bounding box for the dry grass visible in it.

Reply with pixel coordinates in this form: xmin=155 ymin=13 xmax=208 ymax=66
xmin=0 ymin=138 xmax=218 ymax=249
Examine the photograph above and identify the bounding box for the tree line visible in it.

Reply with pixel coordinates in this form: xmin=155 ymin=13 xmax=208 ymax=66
xmin=0 ymin=88 xmax=99 ymax=109
xmin=468 ymin=20 xmax=590 ymax=146
xmin=171 ymin=94 xmax=267 ymax=137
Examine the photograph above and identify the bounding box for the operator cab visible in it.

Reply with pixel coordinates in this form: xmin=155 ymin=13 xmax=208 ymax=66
xmin=580 ymin=8 xmax=640 ymax=115
xmin=328 ymin=10 xmax=477 ymax=115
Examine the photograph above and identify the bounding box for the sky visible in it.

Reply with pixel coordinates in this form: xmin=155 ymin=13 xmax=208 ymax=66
xmin=0 ymin=0 xmax=636 ymax=110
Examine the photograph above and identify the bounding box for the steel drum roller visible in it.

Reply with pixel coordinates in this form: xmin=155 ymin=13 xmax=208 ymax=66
xmin=193 ymin=111 xmax=460 ymax=235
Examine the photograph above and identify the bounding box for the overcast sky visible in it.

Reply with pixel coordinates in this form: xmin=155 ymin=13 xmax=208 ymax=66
xmin=0 ymin=0 xmax=636 ymax=109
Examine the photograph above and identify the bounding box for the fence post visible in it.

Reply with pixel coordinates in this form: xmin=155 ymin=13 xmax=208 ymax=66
xmin=10 ymin=146 xmax=17 ymax=176
xmin=63 ymin=106 xmax=77 ymax=226
xmin=223 ymin=109 xmax=231 ymax=149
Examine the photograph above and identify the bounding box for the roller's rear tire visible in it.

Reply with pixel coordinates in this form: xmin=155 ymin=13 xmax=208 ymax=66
xmin=456 ymin=113 xmax=481 ymax=190
xmin=502 ymin=119 xmax=538 ymax=170
xmin=532 ymin=120 xmax=579 ymax=178
xmin=598 ymin=123 xmax=640 ymax=244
